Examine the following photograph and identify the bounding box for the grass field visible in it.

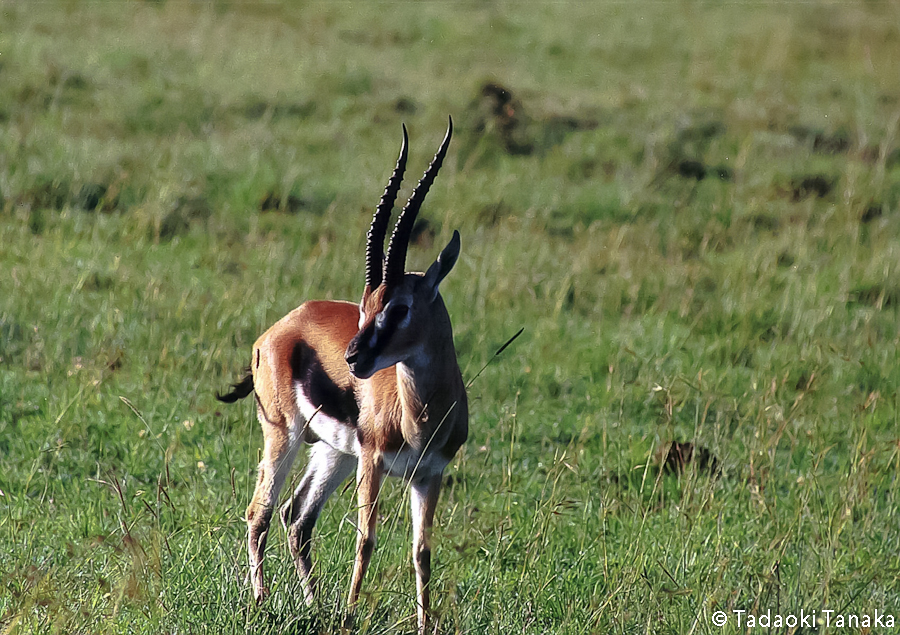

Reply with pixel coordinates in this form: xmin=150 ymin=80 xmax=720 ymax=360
xmin=2 ymin=1 xmax=900 ymax=633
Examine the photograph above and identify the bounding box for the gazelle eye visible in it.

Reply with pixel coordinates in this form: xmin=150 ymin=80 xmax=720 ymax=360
xmin=375 ymin=304 xmax=409 ymax=330
xmin=392 ymin=305 xmax=410 ymax=321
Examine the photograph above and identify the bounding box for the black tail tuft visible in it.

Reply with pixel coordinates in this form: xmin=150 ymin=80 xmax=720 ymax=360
xmin=216 ymin=368 xmax=254 ymax=403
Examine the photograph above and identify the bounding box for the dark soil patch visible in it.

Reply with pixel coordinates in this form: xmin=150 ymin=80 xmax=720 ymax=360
xmin=239 ymin=99 xmax=315 ymax=121
xmin=477 ymin=201 xmax=512 ymax=227
xmin=467 ymin=81 xmax=598 ymax=157
xmin=675 ymin=120 xmax=726 ymax=146
xmin=74 ymin=183 xmax=120 ymax=212
xmin=675 ymin=159 xmax=707 ymax=180
xmin=475 ymin=82 xmax=534 ymax=155
xmin=789 ymin=174 xmax=835 ymax=201
xmin=16 ymin=177 xmax=71 ymax=211
xmin=539 ymin=114 xmax=599 ymax=148
xmin=668 ymin=117 xmax=726 ymax=159
xmin=788 ymin=125 xmax=851 ymax=154
xmin=848 ymin=284 xmax=899 ymax=309
xmin=158 ymin=195 xmax=213 ymax=241
xmin=259 ymin=191 xmax=322 ymax=215
xmin=393 ymin=96 xmax=417 ymax=115
xmin=410 ymin=218 xmax=435 ymax=248
xmin=861 ymin=204 xmax=883 ymax=223
xmin=661 ymin=116 xmax=732 ymax=183
xmin=812 ymin=131 xmax=851 ymax=154
xmin=777 ymin=251 xmax=795 ymax=267
xmin=711 ymin=165 xmax=733 ymax=180
xmin=17 ymin=179 xmax=132 ymax=215
xmin=746 ymin=214 xmax=780 ymax=231
xmin=259 ymin=187 xmax=332 ymax=216
xmin=654 ymin=441 xmax=720 ymax=476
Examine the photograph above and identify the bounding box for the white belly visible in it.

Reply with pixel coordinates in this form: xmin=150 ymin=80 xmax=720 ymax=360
xmin=296 ymin=391 xmax=361 ymax=456
xmin=295 ymin=386 xmax=449 ymax=480
xmin=381 ymin=447 xmax=450 ymax=480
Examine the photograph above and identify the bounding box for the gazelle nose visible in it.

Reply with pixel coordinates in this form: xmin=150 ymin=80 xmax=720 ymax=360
xmin=345 ymin=346 xmax=358 ymax=365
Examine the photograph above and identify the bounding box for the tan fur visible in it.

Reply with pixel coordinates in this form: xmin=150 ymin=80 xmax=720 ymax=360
xmin=252 ymin=301 xmax=358 ymax=426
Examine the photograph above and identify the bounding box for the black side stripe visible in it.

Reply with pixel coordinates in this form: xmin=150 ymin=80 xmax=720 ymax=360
xmin=291 ymin=342 xmax=359 ymax=425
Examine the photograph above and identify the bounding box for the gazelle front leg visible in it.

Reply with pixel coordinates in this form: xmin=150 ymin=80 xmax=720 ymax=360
xmin=411 ymin=474 xmax=442 ymax=634
xmin=247 ymin=418 xmax=301 ymax=603
xmin=346 ymin=451 xmax=383 ymax=624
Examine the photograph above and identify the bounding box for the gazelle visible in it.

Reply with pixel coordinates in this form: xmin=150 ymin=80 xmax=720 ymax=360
xmin=217 ymin=118 xmax=467 ymax=633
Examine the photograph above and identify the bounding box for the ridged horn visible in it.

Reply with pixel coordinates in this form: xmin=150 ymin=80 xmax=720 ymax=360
xmin=384 ymin=116 xmax=452 ymax=288
xmin=365 ymin=124 xmax=409 ymax=290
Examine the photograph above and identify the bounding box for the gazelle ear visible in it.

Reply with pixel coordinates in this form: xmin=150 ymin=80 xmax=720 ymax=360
xmin=423 ymin=230 xmax=460 ymax=301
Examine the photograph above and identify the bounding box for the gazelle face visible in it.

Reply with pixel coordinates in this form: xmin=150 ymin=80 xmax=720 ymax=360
xmin=345 ymin=233 xmax=460 ymax=380
xmin=345 ymin=283 xmax=417 ymax=380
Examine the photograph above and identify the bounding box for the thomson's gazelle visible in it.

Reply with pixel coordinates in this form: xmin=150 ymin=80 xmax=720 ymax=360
xmin=218 ymin=119 xmax=467 ymax=633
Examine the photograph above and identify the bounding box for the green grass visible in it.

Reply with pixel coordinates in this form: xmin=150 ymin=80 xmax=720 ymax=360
xmin=2 ymin=1 xmax=900 ymax=633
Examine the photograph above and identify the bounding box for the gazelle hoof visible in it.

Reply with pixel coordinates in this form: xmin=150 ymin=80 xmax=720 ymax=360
xmin=253 ymin=585 xmax=270 ymax=605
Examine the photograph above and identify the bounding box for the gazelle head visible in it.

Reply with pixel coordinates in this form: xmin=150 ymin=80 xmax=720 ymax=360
xmin=345 ymin=118 xmax=460 ymax=380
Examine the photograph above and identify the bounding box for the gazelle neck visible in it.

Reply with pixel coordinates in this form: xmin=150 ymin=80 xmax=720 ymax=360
xmin=395 ymin=311 xmax=462 ymax=445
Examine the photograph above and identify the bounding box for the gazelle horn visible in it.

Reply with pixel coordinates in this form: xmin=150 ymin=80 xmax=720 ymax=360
xmin=365 ymin=124 xmax=409 ymax=290
xmin=384 ymin=116 xmax=452 ymax=288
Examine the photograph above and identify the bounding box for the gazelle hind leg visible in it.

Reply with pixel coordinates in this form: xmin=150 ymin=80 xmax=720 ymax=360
xmin=280 ymin=442 xmax=357 ymax=605
xmin=411 ymin=475 xmax=442 ymax=634
xmin=247 ymin=418 xmax=302 ymax=603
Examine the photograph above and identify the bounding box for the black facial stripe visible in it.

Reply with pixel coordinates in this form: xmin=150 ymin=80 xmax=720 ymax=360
xmin=372 ymin=311 xmax=402 ymax=352
xmin=291 ymin=342 xmax=359 ymax=425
